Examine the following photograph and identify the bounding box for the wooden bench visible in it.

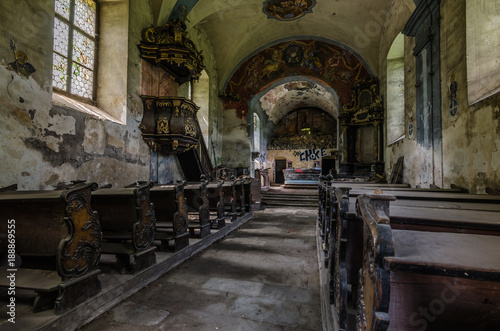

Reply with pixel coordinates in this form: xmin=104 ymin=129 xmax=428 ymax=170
xmin=150 ymin=182 xmax=189 ymax=252
xmin=234 ymin=179 xmax=246 ymax=217
xmin=243 ymin=178 xmax=253 ymax=212
xmin=318 ymin=175 xmax=333 ymax=264
xmin=0 ymin=183 xmax=102 ymax=313
xmin=250 ymin=175 xmax=262 ymax=210
xmin=326 ymin=185 xmax=500 ymax=330
xmin=184 ymin=178 xmax=211 ymax=238
xmin=328 ymin=185 xmax=361 ymax=330
xmin=354 ymin=193 xmax=500 ymax=330
xmin=91 ymin=181 xmax=156 ymax=273
xmin=206 ymin=180 xmax=226 ymax=229
xmin=221 ymin=179 xmax=237 ymax=221
xmin=344 ymin=187 xmax=500 ymax=235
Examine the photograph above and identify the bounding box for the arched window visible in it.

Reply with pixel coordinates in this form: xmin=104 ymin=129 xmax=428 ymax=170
xmin=466 ymin=0 xmax=500 ymax=105
xmin=53 ymin=0 xmax=98 ymax=102
xmin=386 ymin=33 xmax=405 ymax=145
xmin=52 ymin=0 xmax=129 ymax=124
xmin=193 ymin=70 xmax=210 ymax=147
xmin=253 ymin=113 xmax=261 ymax=151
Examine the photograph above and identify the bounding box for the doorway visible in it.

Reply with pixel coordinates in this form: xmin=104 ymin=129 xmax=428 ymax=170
xmin=275 ymin=159 xmax=286 ymax=184
xmin=322 ymin=157 xmax=336 ymax=176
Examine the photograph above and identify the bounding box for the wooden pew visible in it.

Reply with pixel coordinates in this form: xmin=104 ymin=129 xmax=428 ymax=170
xmin=91 ymin=182 xmax=156 ymax=273
xmin=250 ymin=174 xmax=262 ymax=210
xmin=234 ymin=179 xmax=246 ymax=217
xmin=318 ymin=175 xmax=327 ymax=234
xmin=221 ymin=179 xmax=237 ymax=221
xmin=354 ymin=193 xmax=500 ymax=330
xmin=184 ymin=179 xmax=211 ymax=239
xmin=343 ymin=188 xmax=500 ymax=235
xmin=0 ymin=183 xmax=102 ymax=313
xmin=243 ymin=178 xmax=253 ymax=212
xmin=328 ymin=185 xmax=363 ymax=330
xmin=318 ymin=175 xmax=333 ymax=265
xmin=327 ymin=184 xmax=500 ymax=330
xmin=150 ymin=182 xmax=189 ymax=252
xmin=206 ymin=180 xmax=226 ymax=229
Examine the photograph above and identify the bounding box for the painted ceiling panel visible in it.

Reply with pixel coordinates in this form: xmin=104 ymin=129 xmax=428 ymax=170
xmin=221 ymin=39 xmax=371 ymax=118
xmin=183 ymin=0 xmax=393 ymax=85
xmin=259 ymin=81 xmax=339 ymax=124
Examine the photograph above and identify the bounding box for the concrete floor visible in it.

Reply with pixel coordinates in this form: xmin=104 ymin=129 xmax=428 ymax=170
xmin=78 ymin=207 xmax=322 ymax=331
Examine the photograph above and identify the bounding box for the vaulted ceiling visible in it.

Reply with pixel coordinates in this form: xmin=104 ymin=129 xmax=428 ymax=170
xmin=154 ymin=0 xmax=415 ymax=122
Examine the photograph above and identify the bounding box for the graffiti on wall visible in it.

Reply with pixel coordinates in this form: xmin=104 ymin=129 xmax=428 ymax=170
xmin=293 ymin=148 xmax=327 ymax=161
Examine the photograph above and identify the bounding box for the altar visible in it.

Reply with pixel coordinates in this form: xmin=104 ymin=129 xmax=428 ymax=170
xmin=283 ymin=168 xmax=321 ymax=185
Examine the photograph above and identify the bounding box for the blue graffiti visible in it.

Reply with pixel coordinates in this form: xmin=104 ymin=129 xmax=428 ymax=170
xmin=299 ymin=149 xmax=327 ymax=161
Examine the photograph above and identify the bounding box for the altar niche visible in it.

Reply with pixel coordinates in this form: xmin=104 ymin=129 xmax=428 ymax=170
xmin=267 ymin=108 xmax=338 ymax=184
xmin=339 ymin=79 xmax=384 ymax=178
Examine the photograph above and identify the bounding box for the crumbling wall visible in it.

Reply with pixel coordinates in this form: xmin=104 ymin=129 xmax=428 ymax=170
xmin=0 ymin=0 xmax=151 ymax=190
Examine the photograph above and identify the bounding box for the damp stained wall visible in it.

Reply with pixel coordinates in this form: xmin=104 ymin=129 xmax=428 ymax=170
xmin=221 ymin=108 xmax=251 ymax=168
xmin=381 ymin=0 xmax=500 ymax=193
xmin=189 ymin=24 xmax=223 ymax=168
xmin=0 ymin=0 xmax=152 ymax=190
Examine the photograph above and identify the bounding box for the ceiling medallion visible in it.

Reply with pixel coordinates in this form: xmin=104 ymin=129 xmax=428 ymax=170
xmin=263 ymin=0 xmax=316 ymax=21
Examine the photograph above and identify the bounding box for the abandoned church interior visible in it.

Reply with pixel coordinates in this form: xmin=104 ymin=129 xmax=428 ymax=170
xmin=1 ymin=0 xmax=500 ymax=330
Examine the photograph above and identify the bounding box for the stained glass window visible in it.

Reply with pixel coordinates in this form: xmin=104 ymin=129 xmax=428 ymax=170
xmin=52 ymin=0 xmax=98 ymax=102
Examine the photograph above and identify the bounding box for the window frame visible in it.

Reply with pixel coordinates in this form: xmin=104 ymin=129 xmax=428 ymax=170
xmin=53 ymin=0 xmax=100 ymax=106
xmin=386 ymin=33 xmax=405 ymax=146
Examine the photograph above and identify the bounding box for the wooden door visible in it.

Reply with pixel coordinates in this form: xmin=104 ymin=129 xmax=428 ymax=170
xmin=275 ymin=159 xmax=286 ymax=184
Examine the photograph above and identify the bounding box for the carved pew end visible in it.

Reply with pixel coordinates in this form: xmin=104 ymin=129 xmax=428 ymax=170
xmin=155 ymin=231 xmax=189 ymax=252
xmin=100 ymin=243 xmax=157 ymax=274
xmin=0 ymin=182 xmax=102 ymax=313
xmin=92 ymin=181 xmax=157 ymax=274
xmin=188 ymin=218 xmax=211 ymax=238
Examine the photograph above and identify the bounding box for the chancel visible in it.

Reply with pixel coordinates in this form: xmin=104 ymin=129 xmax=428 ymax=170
xmin=0 ymin=0 xmax=500 ymax=330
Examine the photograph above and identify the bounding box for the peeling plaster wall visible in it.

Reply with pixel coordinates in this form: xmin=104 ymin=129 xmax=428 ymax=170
xmin=0 ymin=0 xmax=151 ymax=190
xmin=221 ymin=109 xmax=251 ymax=168
xmin=381 ymin=0 xmax=500 ymax=193
xmin=381 ymin=0 xmax=440 ymax=188
xmin=440 ymin=0 xmax=500 ymax=193
xmin=189 ymin=24 xmax=223 ymax=167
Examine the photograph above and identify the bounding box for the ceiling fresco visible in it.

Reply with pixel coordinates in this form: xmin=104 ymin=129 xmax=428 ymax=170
xmin=262 ymin=0 xmax=316 ymax=21
xmin=221 ymin=39 xmax=372 ymax=118
xmin=259 ymin=80 xmax=339 ymax=123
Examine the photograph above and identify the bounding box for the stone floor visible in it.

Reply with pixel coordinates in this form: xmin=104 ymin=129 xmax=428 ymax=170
xmin=78 ymin=207 xmax=322 ymax=331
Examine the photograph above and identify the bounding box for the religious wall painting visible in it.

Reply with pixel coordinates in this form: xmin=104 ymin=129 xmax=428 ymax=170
xmin=7 ymin=38 xmax=36 ymax=79
xmin=263 ymin=0 xmax=316 ymax=21
xmin=269 ymin=108 xmax=337 ymax=150
xmin=408 ymin=115 xmax=415 ymax=140
xmin=449 ymin=73 xmax=459 ymax=118
xmin=222 ymin=40 xmax=371 ymax=118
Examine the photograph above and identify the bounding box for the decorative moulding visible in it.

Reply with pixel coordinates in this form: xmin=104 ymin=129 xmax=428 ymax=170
xmin=341 ymin=79 xmax=384 ymax=126
xmin=138 ymin=19 xmax=205 ymax=84
xmin=139 ymin=96 xmax=200 ymax=153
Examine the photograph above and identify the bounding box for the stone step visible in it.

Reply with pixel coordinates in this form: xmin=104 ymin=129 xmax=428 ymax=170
xmin=262 ymin=196 xmax=318 ymax=203
xmin=262 ymin=202 xmax=317 ymax=208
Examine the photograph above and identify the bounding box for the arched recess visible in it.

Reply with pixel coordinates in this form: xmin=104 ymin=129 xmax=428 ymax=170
xmin=220 ymin=38 xmax=373 ymax=172
xmin=386 ymin=33 xmax=405 ymax=145
xmin=221 ymin=38 xmax=373 ymax=118
xmin=248 ymin=76 xmax=340 ymax=182
xmin=193 ymin=70 xmax=210 ymax=147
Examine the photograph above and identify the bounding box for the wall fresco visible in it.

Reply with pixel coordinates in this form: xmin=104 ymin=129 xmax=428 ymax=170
xmin=268 ymin=108 xmax=337 ymax=150
xmin=222 ymin=39 xmax=371 ymax=117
